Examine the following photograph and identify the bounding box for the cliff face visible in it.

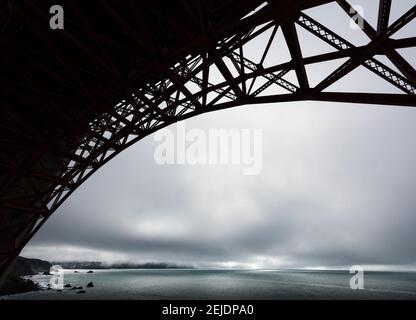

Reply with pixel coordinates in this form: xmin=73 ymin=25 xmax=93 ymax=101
xmin=14 ymin=257 xmax=52 ymax=275
xmin=0 ymin=257 xmax=52 ymax=296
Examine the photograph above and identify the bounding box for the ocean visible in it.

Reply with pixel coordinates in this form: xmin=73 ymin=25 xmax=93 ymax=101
xmin=3 ymin=269 xmax=416 ymax=300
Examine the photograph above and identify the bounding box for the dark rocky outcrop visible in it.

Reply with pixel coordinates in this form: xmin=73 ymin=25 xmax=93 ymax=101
xmin=87 ymin=270 xmax=94 ymax=273
xmin=76 ymin=290 xmax=86 ymax=294
xmin=0 ymin=275 xmax=39 ymax=295
xmin=12 ymin=257 xmax=51 ymax=276
xmin=0 ymin=256 xmax=52 ymax=296
xmin=86 ymin=282 xmax=94 ymax=288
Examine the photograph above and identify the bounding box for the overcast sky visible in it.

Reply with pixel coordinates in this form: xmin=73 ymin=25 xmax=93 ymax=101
xmin=22 ymin=0 xmax=416 ymax=269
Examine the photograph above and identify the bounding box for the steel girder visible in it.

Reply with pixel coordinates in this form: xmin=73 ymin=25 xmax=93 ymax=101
xmin=0 ymin=0 xmax=416 ymax=283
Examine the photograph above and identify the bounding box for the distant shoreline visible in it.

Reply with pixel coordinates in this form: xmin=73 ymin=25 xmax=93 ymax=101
xmin=52 ymin=261 xmax=195 ymax=270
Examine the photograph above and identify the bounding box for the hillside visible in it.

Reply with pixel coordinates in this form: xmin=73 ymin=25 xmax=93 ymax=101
xmin=0 ymin=257 xmax=52 ymax=296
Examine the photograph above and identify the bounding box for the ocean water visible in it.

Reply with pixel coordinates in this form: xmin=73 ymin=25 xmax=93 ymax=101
xmin=3 ymin=269 xmax=416 ymax=300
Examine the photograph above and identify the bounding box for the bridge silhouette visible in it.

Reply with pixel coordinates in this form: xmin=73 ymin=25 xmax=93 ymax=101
xmin=0 ymin=0 xmax=415 ymax=284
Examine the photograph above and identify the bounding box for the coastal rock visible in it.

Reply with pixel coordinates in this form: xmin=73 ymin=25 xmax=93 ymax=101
xmin=86 ymin=282 xmax=94 ymax=288
xmin=64 ymin=284 xmax=72 ymax=288
xmin=87 ymin=270 xmax=94 ymax=273
xmin=13 ymin=257 xmax=52 ymax=276
xmin=0 ymin=256 xmax=51 ymax=296
xmin=0 ymin=275 xmax=39 ymax=295
xmin=76 ymin=290 xmax=86 ymax=294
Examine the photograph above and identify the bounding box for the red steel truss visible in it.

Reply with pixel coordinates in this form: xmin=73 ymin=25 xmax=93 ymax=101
xmin=0 ymin=0 xmax=415 ymax=283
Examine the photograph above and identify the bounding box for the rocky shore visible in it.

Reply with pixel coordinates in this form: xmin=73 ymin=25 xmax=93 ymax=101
xmin=0 ymin=257 xmax=51 ymax=296
xmin=1 ymin=258 xmax=194 ymax=297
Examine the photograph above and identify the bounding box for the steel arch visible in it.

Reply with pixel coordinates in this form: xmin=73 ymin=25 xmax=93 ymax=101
xmin=1 ymin=0 xmax=416 ymax=283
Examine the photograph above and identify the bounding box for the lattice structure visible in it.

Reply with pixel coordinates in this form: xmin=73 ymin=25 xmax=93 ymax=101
xmin=0 ymin=0 xmax=415 ymax=283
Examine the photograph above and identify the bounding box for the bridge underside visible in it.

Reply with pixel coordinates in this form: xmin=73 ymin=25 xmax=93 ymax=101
xmin=0 ymin=0 xmax=415 ymax=283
